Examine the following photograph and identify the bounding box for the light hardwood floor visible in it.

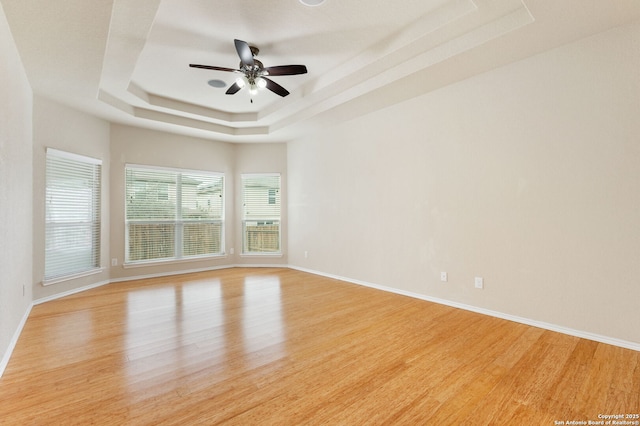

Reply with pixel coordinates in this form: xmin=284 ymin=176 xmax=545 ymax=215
xmin=0 ymin=268 xmax=638 ymax=425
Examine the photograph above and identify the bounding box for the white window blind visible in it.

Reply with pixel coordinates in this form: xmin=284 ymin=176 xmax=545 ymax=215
xmin=242 ymin=174 xmax=281 ymax=254
xmin=125 ymin=166 xmax=224 ymax=263
xmin=45 ymin=149 xmax=101 ymax=282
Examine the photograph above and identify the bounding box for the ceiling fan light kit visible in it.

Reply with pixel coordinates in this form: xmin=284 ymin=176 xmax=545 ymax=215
xmin=190 ymin=39 xmax=308 ymax=102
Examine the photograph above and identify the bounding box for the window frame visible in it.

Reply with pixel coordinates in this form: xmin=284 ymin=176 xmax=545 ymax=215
xmin=44 ymin=148 xmax=102 ymax=285
xmin=124 ymin=164 xmax=225 ymax=265
xmin=241 ymin=173 xmax=282 ymax=256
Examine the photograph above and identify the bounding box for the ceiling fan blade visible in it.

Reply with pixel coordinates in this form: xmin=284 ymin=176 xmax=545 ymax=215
xmin=225 ymin=82 xmax=242 ymax=95
xmin=264 ymin=77 xmax=290 ymax=97
xmin=189 ymin=64 xmax=239 ymax=73
xmin=234 ymin=39 xmax=254 ymax=68
xmin=264 ymin=65 xmax=308 ymax=76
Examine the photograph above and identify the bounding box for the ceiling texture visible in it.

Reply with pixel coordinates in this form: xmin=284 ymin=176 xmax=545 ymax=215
xmin=2 ymin=0 xmax=640 ymax=143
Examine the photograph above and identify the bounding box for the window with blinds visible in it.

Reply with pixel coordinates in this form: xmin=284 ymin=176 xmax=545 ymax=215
xmin=242 ymin=174 xmax=281 ymax=254
xmin=125 ymin=165 xmax=224 ymax=263
xmin=45 ymin=149 xmax=102 ymax=282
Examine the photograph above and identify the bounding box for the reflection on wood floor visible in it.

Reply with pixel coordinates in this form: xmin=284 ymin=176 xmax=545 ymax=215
xmin=1 ymin=267 xmax=638 ymax=424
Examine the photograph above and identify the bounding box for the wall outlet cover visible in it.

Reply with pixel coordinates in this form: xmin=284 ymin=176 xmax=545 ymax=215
xmin=475 ymin=277 xmax=484 ymax=289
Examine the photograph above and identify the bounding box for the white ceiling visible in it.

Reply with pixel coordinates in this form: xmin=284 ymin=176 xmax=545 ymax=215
xmin=3 ymin=0 xmax=640 ymax=143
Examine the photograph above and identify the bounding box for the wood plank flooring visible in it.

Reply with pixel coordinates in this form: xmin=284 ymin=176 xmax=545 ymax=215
xmin=0 ymin=268 xmax=638 ymax=425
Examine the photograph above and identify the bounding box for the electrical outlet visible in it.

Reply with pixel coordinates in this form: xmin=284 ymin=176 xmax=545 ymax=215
xmin=229 ymin=248 xmax=234 ymax=255
xmin=475 ymin=277 xmax=484 ymax=289
xmin=111 ymin=258 xmax=118 ymax=266
xmin=304 ymin=250 xmax=308 ymax=259
xmin=440 ymin=272 xmax=447 ymax=282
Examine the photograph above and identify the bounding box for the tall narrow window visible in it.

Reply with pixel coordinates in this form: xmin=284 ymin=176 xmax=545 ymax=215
xmin=125 ymin=165 xmax=224 ymax=263
xmin=242 ymin=174 xmax=281 ymax=254
xmin=45 ymin=149 xmax=101 ymax=282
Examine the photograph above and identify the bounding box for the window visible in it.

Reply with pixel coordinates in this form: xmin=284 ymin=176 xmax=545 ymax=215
xmin=45 ymin=149 xmax=101 ymax=282
xmin=242 ymin=174 xmax=281 ymax=254
xmin=125 ymin=165 xmax=224 ymax=263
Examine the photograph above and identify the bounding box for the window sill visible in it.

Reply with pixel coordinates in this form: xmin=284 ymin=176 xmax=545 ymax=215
xmin=43 ymin=267 xmax=105 ymax=286
xmin=123 ymin=254 xmax=228 ymax=269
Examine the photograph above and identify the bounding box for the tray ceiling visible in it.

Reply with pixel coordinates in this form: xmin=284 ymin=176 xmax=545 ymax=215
xmin=2 ymin=0 xmax=639 ymax=142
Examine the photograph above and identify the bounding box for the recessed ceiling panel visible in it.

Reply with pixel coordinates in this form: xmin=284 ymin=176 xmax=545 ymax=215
xmin=3 ymin=0 xmax=640 ymax=143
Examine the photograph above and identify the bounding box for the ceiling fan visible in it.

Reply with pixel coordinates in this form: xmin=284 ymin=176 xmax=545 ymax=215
xmin=189 ymin=39 xmax=308 ymax=99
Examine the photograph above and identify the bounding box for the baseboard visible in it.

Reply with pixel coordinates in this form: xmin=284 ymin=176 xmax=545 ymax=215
xmin=110 ymin=263 xmax=289 ymax=284
xmin=109 ymin=264 xmax=236 ymax=284
xmin=0 ymin=303 xmax=33 ymax=378
xmin=33 ymin=279 xmax=111 ymax=305
xmin=234 ymin=263 xmax=290 ymax=269
xmin=288 ymin=265 xmax=640 ymax=352
xmin=34 ymin=264 xmax=289 ymax=304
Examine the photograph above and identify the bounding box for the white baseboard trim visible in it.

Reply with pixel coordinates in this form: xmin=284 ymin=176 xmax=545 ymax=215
xmin=234 ymin=263 xmax=290 ymax=269
xmin=288 ymin=265 xmax=640 ymax=352
xmin=34 ymin=264 xmax=289 ymax=304
xmin=33 ymin=279 xmax=111 ymax=305
xmin=0 ymin=303 xmax=33 ymax=378
xmin=109 ymin=264 xmax=235 ymax=284
xmin=110 ymin=263 xmax=289 ymax=284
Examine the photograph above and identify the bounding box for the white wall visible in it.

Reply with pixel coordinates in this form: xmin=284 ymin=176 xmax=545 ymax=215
xmin=32 ymin=96 xmax=111 ymax=300
xmin=287 ymin=23 xmax=640 ymax=344
xmin=0 ymin=3 xmax=33 ymax=372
